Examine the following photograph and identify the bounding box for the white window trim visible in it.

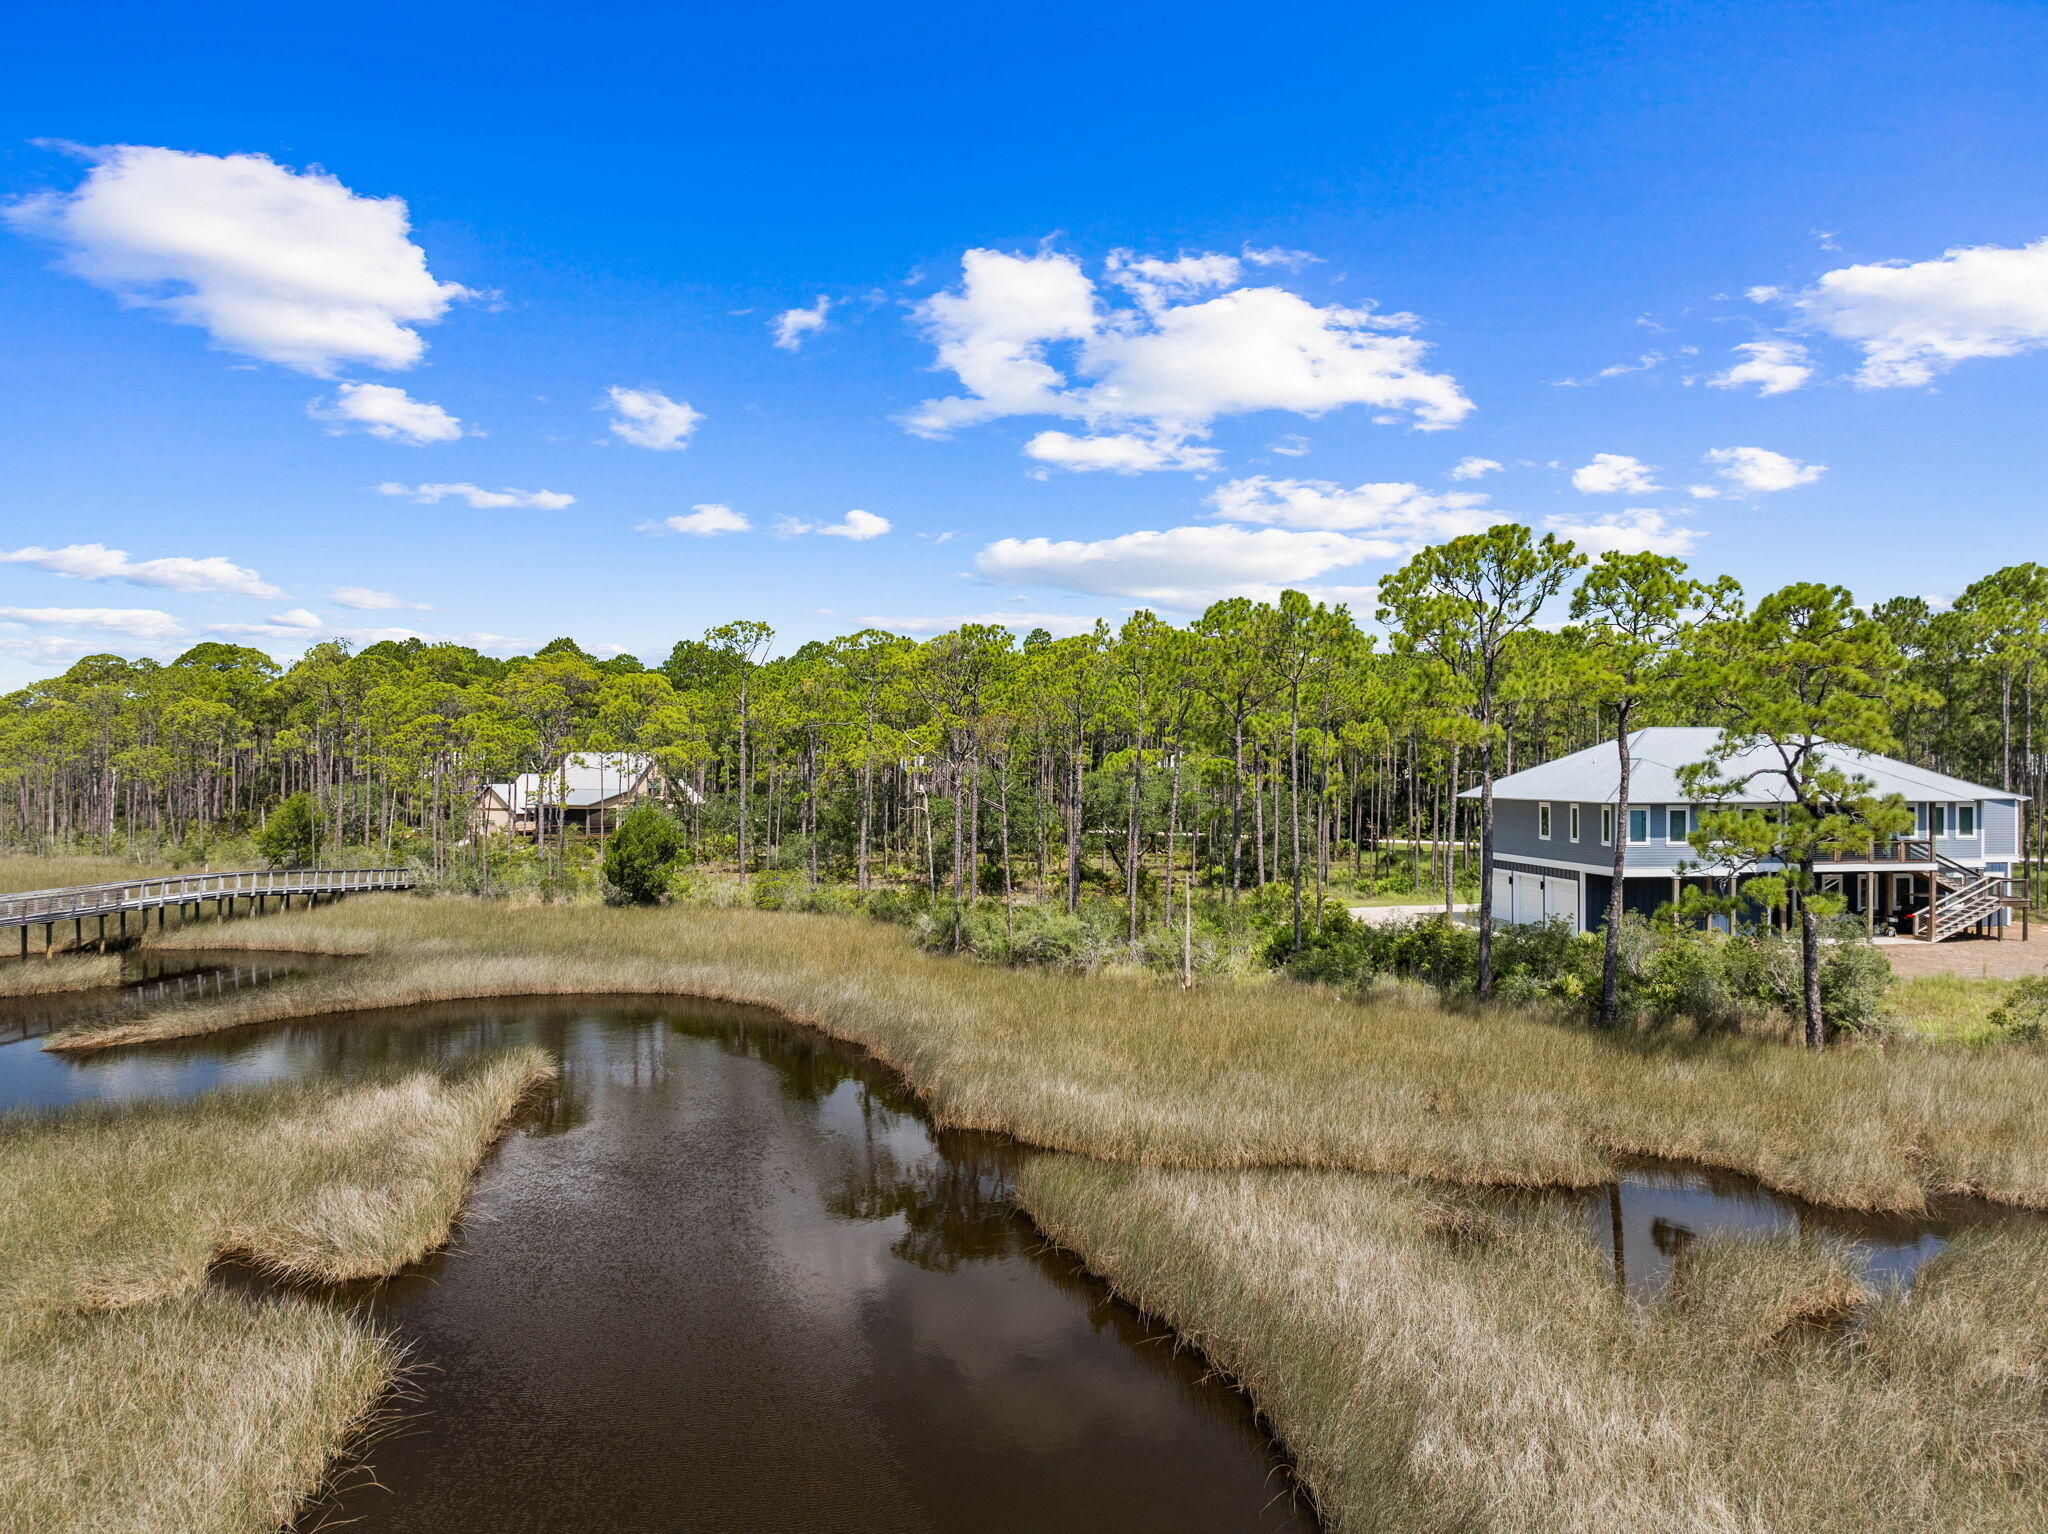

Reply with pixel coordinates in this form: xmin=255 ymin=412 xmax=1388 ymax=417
xmin=1568 ymin=804 xmax=1581 ymax=842
xmin=1956 ymin=802 xmax=1979 ymax=839
xmin=1537 ymin=802 xmax=1552 ymax=840
xmin=1667 ymin=806 xmax=1690 ymax=842
xmin=1600 ymin=806 xmax=1614 ymax=846
xmin=1626 ymin=807 xmax=1651 ymax=844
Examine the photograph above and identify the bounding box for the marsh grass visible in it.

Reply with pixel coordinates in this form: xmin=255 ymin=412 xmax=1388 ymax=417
xmin=1889 ymin=974 xmax=2018 ymax=1044
xmin=0 ymin=1293 xmax=399 ymax=1534
xmin=0 ymin=953 xmax=121 ymax=994
xmin=0 ymin=852 xmax=175 ymax=894
xmin=0 ymin=1048 xmax=551 ymax=1533
xmin=86 ymin=893 xmax=2048 ymax=1212
xmin=1014 ymin=1156 xmax=2048 ymax=1534
xmin=0 ymin=1047 xmax=554 ymax=1308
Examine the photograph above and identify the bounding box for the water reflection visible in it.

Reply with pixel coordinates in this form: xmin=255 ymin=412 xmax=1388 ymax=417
xmin=1562 ymin=1156 xmax=2031 ymax=1298
xmin=0 ymin=994 xmax=1313 ymax=1533
xmin=0 ymin=950 xmax=340 ymax=1094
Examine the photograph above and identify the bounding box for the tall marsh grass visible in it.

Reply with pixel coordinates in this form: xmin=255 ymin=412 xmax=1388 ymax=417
xmin=0 ymin=1294 xmax=399 ymax=1534
xmin=0 ymin=1048 xmax=553 ymax=1308
xmin=0 ymin=953 xmax=120 ymax=994
xmin=93 ymin=893 xmax=2048 ymax=1213
xmin=0 ymin=1048 xmax=551 ymax=1532
xmin=1015 ymin=1157 xmax=2048 ymax=1534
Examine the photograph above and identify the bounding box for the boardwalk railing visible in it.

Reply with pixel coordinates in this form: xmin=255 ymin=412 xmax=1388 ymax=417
xmin=0 ymin=868 xmax=415 ymax=933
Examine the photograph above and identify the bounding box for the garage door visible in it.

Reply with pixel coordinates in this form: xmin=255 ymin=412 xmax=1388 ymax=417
xmin=1492 ymin=869 xmax=1512 ymax=920
xmin=1543 ymin=875 xmax=1578 ymax=931
xmin=1513 ymin=874 xmax=1545 ymax=926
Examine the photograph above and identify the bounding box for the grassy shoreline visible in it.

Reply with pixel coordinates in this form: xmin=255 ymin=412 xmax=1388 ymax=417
xmin=1014 ymin=1156 xmax=2048 ymax=1533
xmin=0 ymin=1048 xmax=552 ymax=1531
xmin=0 ymin=953 xmax=122 ymax=995
xmin=56 ymin=892 xmax=2048 ymax=1214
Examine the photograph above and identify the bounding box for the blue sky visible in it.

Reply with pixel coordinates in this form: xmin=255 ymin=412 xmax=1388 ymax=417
xmin=3 ymin=0 xmax=2046 ymax=686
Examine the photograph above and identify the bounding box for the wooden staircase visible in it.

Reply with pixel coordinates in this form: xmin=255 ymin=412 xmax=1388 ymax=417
xmin=1919 ymin=854 xmax=2026 ymax=941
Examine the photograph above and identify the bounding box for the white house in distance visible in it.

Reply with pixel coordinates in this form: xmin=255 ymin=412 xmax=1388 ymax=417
xmin=475 ymin=753 xmax=697 ymax=839
xmin=1465 ymin=727 xmax=2029 ymax=942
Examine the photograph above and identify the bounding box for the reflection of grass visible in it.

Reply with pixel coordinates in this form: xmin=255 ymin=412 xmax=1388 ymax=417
xmin=0 ymin=1048 xmax=550 ymax=1531
xmin=59 ymin=893 xmax=2048 ymax=1213
xmin=0 ymin=953 xmax=120 ymax=994
xmin=1016 ymin=1155 xmax=2048 ymax=1534
xmin=1888 ymin=975 xmax=2016 ymax=1044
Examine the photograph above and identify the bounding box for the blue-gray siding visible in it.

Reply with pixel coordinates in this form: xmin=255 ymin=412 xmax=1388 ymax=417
xmin=1489 ymin=793 xmax=2024 ymax=875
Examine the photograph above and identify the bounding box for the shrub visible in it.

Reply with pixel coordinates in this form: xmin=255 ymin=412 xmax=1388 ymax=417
xmin=1987 ymin=975 xmax=2048 ymax=1042
xmin=600 ymin=806 xmax=685 ymax=904
xmin=255 ymin=792 xmax=318 ymax=868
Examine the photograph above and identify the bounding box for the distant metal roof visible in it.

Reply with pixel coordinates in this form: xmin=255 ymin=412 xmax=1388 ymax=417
xmin=485 ymin=753 xmax=672 ymax=811
xmin=1462 ymin=727 xmax=2028 ymax=804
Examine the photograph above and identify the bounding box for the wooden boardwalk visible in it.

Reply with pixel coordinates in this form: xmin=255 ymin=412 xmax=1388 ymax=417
xmin=1 ymin=868 xmax=414 ymax=955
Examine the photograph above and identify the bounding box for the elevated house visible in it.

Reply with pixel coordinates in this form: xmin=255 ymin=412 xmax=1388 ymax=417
xmin=475 ymin=753 xmax=697 ymax=839
xmin=1464 ymin=727 xmax=2029 ymax=941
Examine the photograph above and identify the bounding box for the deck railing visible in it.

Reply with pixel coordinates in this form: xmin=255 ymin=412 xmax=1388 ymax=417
xmin=1816 ymin=838 xmax=1936 ymax=865
xmin=0 ymin=868 xmax=414 ymax=930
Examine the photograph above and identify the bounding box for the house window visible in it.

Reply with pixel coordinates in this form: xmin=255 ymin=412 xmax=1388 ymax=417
xmin=1538 ymin=803 xmax=1552 ymax=840
xmin=1569 ymin=804 xmax=1581 ymax=842
xmin=1667 ymin=807 xmax=1690 ymax=841
xmin=1928 ymin=803 xmax=1949 ymax=837
xmin=1957 ymin=804 xmax=1978 ymax=837
xmin=1600 ymin=807 xmax=1614 ymax=845
xmin=1628 ymin=808 xmax=1650 ymax=843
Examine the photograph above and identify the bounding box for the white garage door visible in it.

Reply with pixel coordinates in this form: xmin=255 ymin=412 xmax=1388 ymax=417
xmin=1492 ymin=869 xmax=1513 ymax=920
xmin=1514 ymin=874 xmax=1545 ymax=926
xmin=1543 ymin=875 xmax=1578 ymax=931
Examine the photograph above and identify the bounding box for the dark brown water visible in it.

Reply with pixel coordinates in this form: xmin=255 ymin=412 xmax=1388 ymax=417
xmin=1559 ymin=1156 xmax=2044 ymax=1298
xmin=2 ymin=994 xmax=1315 ymax=1532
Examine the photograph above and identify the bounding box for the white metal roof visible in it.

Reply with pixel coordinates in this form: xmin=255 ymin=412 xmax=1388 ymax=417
xmin=486 ymin=753 xmax=666 ymax=811
xmin=1463 ymin=727 xmax=2028 ymax=805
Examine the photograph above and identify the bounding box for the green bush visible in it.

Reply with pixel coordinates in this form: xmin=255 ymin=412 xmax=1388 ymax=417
xmin=1987 ymin=975 xmax=2048 ymax=1042
xmin=254 ymin=793 xmax=318 ymax=868
xmin=600 ymin=806 xmax=686 ymax=904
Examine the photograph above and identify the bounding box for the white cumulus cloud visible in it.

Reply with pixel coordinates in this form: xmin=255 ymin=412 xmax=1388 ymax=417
xmin=641 ymin=504 xmax=751 ymax=536
xmin=1542 ymin=508 xmax=1698 ymax=556
xmin=1779 ymin=237 xmax=2048 ymax=387
xmin=1449 ymin=456 xmax=1502 ymax=480
xmin=903 ymin=247 xmax=1470 ymax=472
xmin=0 ymin=542 xmax=280 ymax=597
xmin=5 ymin=144 xmax=467 ymax=375
xmin=376 ymin=481 xmax=574 ymax=510
xmin=313 ymin=382 xmax=463 ymax=444
xmin=1023 ymin=430 xmax=1220 ymax=474
xmin=1708 ymin=339 xmax=1815 ymax=396
xmin=0 ymin=605 xmax=187 ymax=639
xmin=1207 ymin=477 xmax=1500 ymax=554
xmin=1571 ymin=453 xmax=1662 ymax=494
xmin=330 ymin=585 xmax=429 ymax=610
xmin=774 ymin=509 xmax=892 ymax=541
xmin=976 ymin=524 xmax=1386 ymax=608
xmin=771 ymin=296 xmax=831 ymax=350
xmin=1705 ymin=446 xmax=1825 ymax=493
xmin=605 ymin=386 xmax=702 ymax=450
